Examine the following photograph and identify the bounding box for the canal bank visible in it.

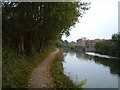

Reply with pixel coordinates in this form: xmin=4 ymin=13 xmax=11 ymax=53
xmin=51 ymin=50 xmax=86 ymax=88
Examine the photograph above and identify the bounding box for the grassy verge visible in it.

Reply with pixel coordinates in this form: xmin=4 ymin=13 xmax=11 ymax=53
xmin=2 ymin=46 xmax=55 ymax=88
xmin=51 ymin=50 xmax=83 ymax=88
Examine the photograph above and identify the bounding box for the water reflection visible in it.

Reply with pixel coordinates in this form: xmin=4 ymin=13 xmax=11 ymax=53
xmin=73 ymin=51 xmax=120 ymax=76
xmin=76 ymin=53 xmax=86 ymax=59
xmin=62 ymin=49 xmax=120 ymax=88
xmin=86 ymin=52 xmax=120 ymax=59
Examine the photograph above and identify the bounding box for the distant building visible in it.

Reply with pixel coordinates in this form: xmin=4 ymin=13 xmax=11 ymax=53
xmin=76 ymin=37 xmax=105 ymax=51
xmin=81 ymin=37 xmax=87 ymax=47
xmin=85 ymin=38 xmax=104 ymax=47
xmin=76 ymin=37 xmax=87 ymax=47
xmin=94 ymin=38 xmax=104 ymax=42
xmin=85 ymin=38 xmax=105 ymax=51
xmin=76 ymin=39 xmax=82 ymax=46
xmin=86 ymin=40 xmax=96 ymax=47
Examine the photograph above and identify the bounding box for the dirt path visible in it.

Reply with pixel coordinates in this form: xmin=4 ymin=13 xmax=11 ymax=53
xmin=29 ymin=49 xmax=59 ymax=88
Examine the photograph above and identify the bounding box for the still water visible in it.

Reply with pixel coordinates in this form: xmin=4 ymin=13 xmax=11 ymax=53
xmin=62 ymin=50 xmax=120 ymax=88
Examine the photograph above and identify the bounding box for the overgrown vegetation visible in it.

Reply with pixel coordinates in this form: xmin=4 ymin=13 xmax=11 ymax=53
xmin=51 ymin=50 xmax=86 ymax=89
xmin=51 ymin=50 xmax=77 ymax=88
xmin=2 ymin=2 xmax=90 ymax=88
xmin=95 ymin=33 xmax=120 ymax=57
xmin=2 ymin=45 xmax=55 ymax=88
xmin=3 ymin=2 xmax=89 ymax=56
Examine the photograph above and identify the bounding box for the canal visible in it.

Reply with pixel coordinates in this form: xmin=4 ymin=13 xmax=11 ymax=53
xmin=62 ymin=50 xmax=120 ymax=88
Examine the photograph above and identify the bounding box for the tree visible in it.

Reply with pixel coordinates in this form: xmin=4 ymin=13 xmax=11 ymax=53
xmin=3 ymin=2 xmax=90 ymax=56
xmin=95 ymin=33 xmax=120 ymax=57
xmin=69 ymin=41 xmax=76 ymax=47
xmin=111 ymin=33 xmax=120 ymax=57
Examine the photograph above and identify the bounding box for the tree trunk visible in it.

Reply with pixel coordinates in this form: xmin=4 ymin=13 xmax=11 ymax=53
xmin=18 ymin=33 xmax=24 ymax=54
xmin=29 ymin=32 xmax=35 ymax=57
xmin=21 ymin=35 xmax=24 ymax=53
xmin=40 ymin=40 xmax=44 ymax=53
xmin=29 ymin=44 xmax=35 ymax=57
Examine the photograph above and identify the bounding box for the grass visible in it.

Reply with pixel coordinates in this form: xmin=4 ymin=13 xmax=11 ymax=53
xmin=2 ymin=46 xmax=55 ymax=88
xmin=51 ymin=50 xmax=84 ymax=89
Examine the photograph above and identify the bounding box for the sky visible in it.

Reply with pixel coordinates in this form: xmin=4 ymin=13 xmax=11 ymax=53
xmin=62 ymin=0 xmax=119 ymax=42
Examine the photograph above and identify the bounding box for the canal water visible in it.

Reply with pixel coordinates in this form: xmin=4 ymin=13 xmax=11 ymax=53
xmin=62 ymin=50 xmax=120 ymax=88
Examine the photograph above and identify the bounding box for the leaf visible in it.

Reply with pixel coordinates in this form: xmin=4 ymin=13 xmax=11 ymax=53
xmin=78 ymin=79 xmax=87 ymax=88
xmin=75 ymin=76 xmax=78 ymax=80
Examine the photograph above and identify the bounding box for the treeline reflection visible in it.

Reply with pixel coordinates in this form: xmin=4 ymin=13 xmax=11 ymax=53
xmin=63 ymin=49 xmax=120 ymax=76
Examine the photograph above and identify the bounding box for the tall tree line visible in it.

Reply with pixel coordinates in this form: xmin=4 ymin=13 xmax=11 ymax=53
xmin=95 ymin=33 xmax=120 ymax=57
xmin=2 ymin=2 xmax=89 ymax=56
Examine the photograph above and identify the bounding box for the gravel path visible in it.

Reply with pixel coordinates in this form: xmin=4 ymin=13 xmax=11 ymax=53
xmin=29 ymin=49 xmax=59 ymax=88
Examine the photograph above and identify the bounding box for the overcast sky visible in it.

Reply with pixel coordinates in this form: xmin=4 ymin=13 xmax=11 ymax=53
xmin=62 ymin=0 xmax=119 ymax=42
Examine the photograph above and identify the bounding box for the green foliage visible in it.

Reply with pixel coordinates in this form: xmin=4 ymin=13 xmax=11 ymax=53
xmin=111 ymin=33 xmax=120 ymax=57
xmin=95 ymin=33 xmax=120 ymax=57
xmin=62 ymin=40 xmax=69 ymax=47
xmin=2 ymin=2 xmax=90 ymax=88
xmin=75 ymin=76 xmax=79 ymax=80
xmin=73 ymin=75 xmax=87 ymax=88
xmin=69 ymin=41 xmax=76 ymax=47
xmin=2 ymin=45 xmax=55 ymax=88
xmin=2 ymin=2 xmax=90 ymax=55
xmin=54 ymin=39 xmax=63 ymax=48
xmin=77 ymin=79 xmax=87 ymax=88
xmin=51 ymin=50 xmax=86 ymax=89
xmin=51 ymin=50 xmax=78 ymax=88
